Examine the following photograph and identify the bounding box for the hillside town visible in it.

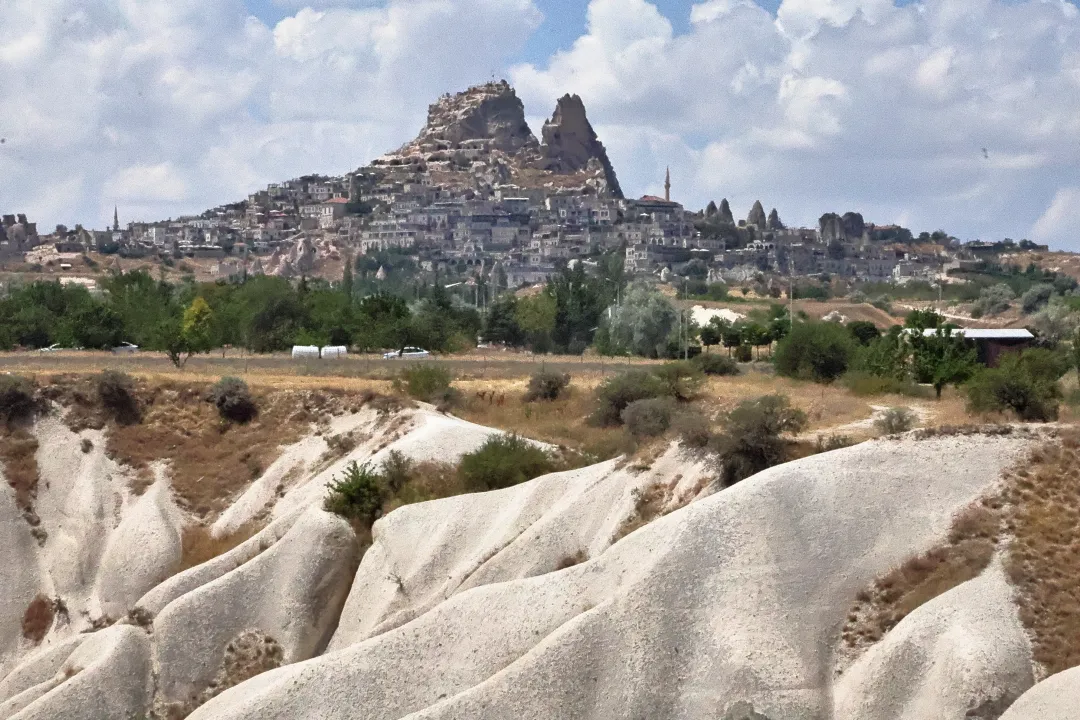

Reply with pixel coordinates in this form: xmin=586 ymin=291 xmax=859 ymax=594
xmin=0 ymin=81 xmax=1050 ymax=291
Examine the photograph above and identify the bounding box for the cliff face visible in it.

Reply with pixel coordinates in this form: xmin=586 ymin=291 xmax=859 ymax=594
xmin=368 ymin=81 xmax=623 ymax=198
xmin=539 ymin=94 xmax=623 ymax=197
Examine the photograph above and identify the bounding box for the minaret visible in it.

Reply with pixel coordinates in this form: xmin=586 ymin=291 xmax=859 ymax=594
xmin=113 ymin=206 xmax=119 ymax=232
xmin=664 ymin=167 xmax=671 ymax=202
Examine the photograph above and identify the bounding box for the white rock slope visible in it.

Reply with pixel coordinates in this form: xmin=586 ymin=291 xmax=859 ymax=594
xmin=0 ymin=403 xmax=1045 ymax=720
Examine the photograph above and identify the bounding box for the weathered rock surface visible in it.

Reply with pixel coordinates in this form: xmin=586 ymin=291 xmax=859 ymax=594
xmin=396 ymin=80 xmax=537 ymax=156
xmin=539 ymin=94 xmax=622 ymax=197
xmin=748 ymin=199 xmax=767 ymax=229
xmin=0 ymin=403 xmax=1055 ymax=720
xmin=999 ymin=666 xmax=1080 ymax=720
xmin=366 ymin=81 xmax=622 ymax=198
xmin=834 ymin=560 xmax=1033 ymax=720
xmin=191 ymin=434 xmax=1032 ymax=720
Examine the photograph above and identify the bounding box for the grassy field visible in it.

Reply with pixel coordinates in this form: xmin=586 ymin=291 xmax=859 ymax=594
xmin=0 ymin=348 xmax=1039 ymax=457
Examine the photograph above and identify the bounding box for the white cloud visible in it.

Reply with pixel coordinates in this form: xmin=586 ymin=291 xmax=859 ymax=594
xmin=690 ymin=0 xmax=757 ymax=24
xmin=511 ymin=0 xmax=1080 ymax=245
xmin=0 ymin=0 xmax=540 ymax=228
xmin=1032 ymin=187 xmax=1080 ymax=249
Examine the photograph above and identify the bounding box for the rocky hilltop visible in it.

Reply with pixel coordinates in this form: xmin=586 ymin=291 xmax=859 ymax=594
xmin=364 ymin=80 xmax=622 ymax=198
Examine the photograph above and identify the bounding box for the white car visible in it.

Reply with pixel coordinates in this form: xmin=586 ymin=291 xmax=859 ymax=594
xmin=39 ymin=343 xmax=62 ymax=353
xmin=383 ymin=347 xmax=430 ymax=360
xmin=112 ymin=342 xmax=139 ymax=354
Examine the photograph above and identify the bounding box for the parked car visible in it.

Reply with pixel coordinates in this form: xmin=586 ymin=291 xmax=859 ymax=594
xmin=383 ymin=347 xmax=431 ymax=360
xmin=112 ymin=342 xmax=139 ymax=354
xmin=39 ymin=343 xmax=62 ymax=353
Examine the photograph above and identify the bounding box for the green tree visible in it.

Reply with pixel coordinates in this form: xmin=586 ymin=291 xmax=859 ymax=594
xmin=71 ymin=304 xmax=125 ymax=350
xmin=700 ymin=321 xmax=721 ymax=350
xmin=603 ymin=282 xmax=678 ymax=358
xmin=774 ymin=321 xmax=856 ymax=383
xmin=483 ymin=295 xmax=524 ymax=346
xmin=911 ymin=327 xmax=978 ymax=399
xmin=721 ymin=324 xmax=743 ymax=357
xmin=904 ymin=309 xmax=944 ymax=331
xmin=515 ymin=292 xmax=557 ymax=352
xmin=847 ymin=320 xmax=881 ymax=346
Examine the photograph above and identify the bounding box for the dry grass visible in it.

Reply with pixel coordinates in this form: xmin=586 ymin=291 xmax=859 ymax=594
xmin=1002 ymin=431 xmax=1080 ymax=676
xmin=841 ymin=499 xmax=1001 ymax=657
xmin=97 ymin=379 xmax=364 ymax=517
xmin=22 ymin=594 xmax=54 ymax=643
xmin=0 ymin=428 xmax=41 ymax=522
xmin=179 ymin=522 xmax=264 ymax=572
xmin=841 ymin=429 xmax=1080 ymax=678
xmin=454 ymin=380 xmax=628 ymax=459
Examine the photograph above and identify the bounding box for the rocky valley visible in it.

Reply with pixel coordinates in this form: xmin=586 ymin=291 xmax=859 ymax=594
xmin=0 ymin=375 xmax=1078 ymax=720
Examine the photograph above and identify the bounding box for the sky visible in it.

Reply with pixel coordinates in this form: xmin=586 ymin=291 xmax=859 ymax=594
xmin=2 ymin=0 xmax=1080 ymax=249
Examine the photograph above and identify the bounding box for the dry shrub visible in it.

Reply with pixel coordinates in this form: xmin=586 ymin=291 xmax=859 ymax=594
xmin=0 ymin=375 xmax=38 ymax=426
xmin=179 ymin=523 xmax=263 ymax=572
xmin=524 ymin=370 xmax=571 ymax=402
xmin=206 ymin=377 xmax=257 ymax=423
xmin=22 ymin=594 xmax=54 ymax=643
xmin=0 ymin=429 xmax=41 ymax=519
xmin=203 ymin=631 xmax=283 ymax=702
xmin=613 ymin=481 xmax=677 ymax=543
xmin=841 ymin=499 xmax=1000 ymax=656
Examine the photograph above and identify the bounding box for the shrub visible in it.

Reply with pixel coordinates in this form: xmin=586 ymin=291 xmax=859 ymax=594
xmin=0 ymin=375 xmax=36 ymax=425
xmin=621 ymin=397 xmax=677 ymax=438
xmin=324 ymin=461 xmax=385 ymax=523
xmin=709 ymin=395 xmax=807 ymax=486
xmin=457 ymin=434 xmax=555 ymax=491
xmin=692 ymin=353 xmax=739 ymax=376
xmin=524 ymin=369 xmax=571 ymax=402
xmin=815 ymin=434 xmax=855 ymax=452
xmin=974 ymin=283 xmax=1014 ymax=317
xmin=672 ymin=410 xmax=712 ymax=449
xmin=652 ymin=362 xmax=704 ymax=401
xmin=206 ymin=377 xmax=257 ymax=423
xmin=381 ymin=450 xmax=412 ymax=494
xmin=396 ymin=364 xmax=453 ymax=403
xmin=875 ymin=407 xmax=916 ymax=435
xmin=967 ymin=351 xmax=1063 ymax=421
xmin=98 ymin=371 xmax=140 ymax=425
xmin=734 ymin=344 xmax=753 ymax=362
xmin=589 ymin=370 xmax=672 ymax=427
xmin=847 ymin=320 xmax=881 ymax=346
xmin=1021 ymin=284 xmax=1055 ymax=314
xmin=774 ymin=321 xmax=855 ymax=383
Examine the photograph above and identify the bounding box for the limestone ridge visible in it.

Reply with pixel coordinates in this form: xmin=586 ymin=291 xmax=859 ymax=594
xmin=369 ymin=81 xmax=623 ymax=198
xmin=540 ymin=94 xmax=623 ymax=198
